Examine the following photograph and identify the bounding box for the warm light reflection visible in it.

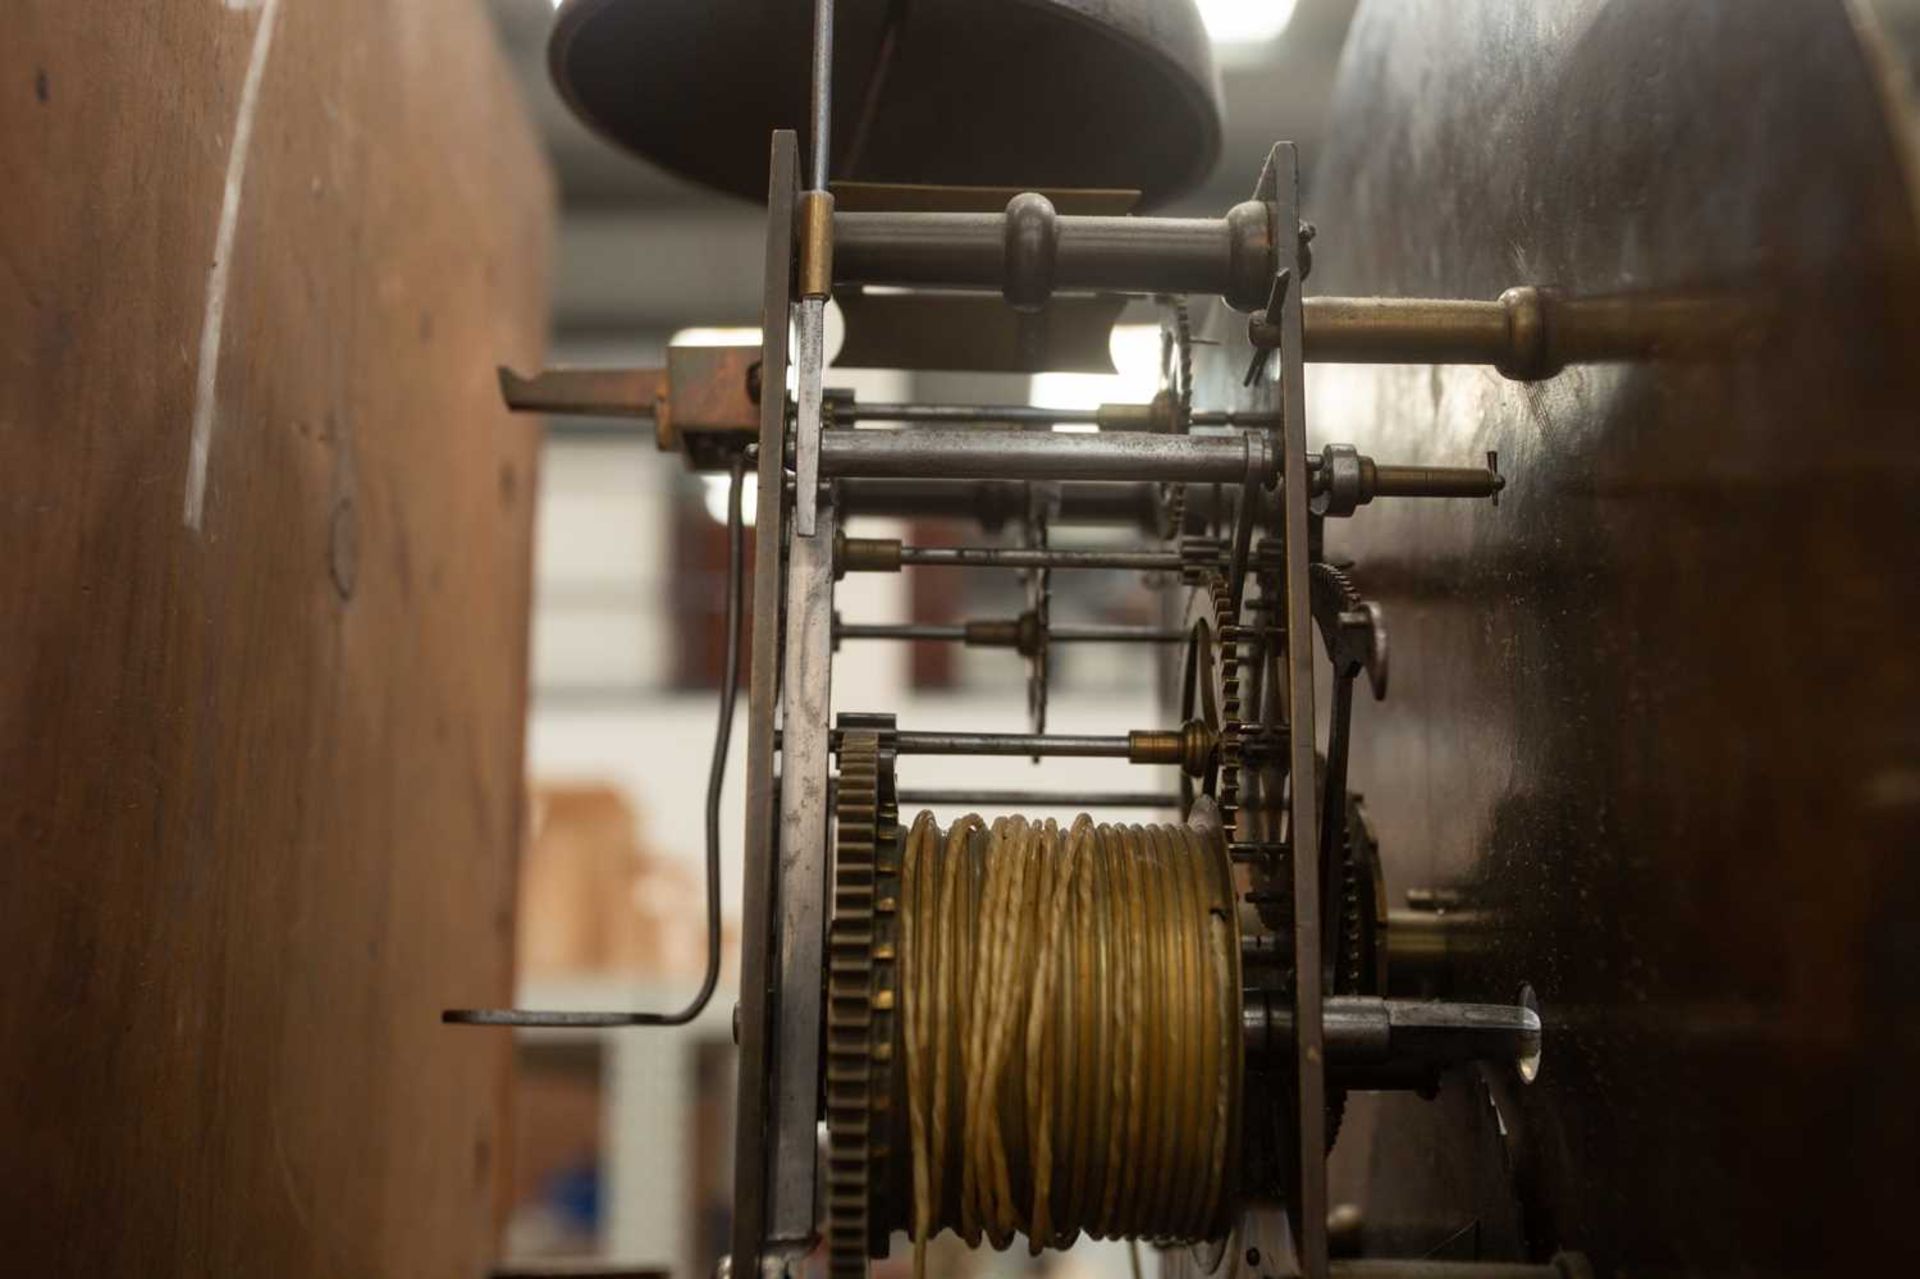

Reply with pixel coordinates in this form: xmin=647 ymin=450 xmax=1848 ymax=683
xmin=1198 ymin=0 xmax=1296 ymax=44
xmin=1030 ymin=324 xmax=1162 ymax=423
xmin=702 ymin=472 xmax=758 ymax=527
xmin=669 ymin=326 xmax=761 ymax=347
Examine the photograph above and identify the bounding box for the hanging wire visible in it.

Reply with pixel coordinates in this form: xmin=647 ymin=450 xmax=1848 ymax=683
xmin=443 ymin=449 xmax=748 ymax=1028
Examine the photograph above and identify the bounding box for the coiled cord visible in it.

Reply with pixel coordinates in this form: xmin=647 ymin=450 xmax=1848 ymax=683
xmin=897 ymin=812 xmax=1241 ymax=1274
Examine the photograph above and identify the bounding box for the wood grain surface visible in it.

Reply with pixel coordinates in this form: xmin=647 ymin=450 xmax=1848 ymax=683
xmin=1308 ymin=1 xmax=1920 ymax=1273
xmin=0 ymin=2 xmax=551 ymax=1274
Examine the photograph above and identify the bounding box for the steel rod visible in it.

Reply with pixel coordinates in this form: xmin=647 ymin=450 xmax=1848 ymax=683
xmin=898 ymin=789 xmax=1181 ymax=809
xmin=1050 ymin=624 xmax=1185 ymax=642
xmin=1371 ymin=463 xmax=1503 ymax=499
xmin=795 ymin=728 xmax=1138 ymax=758
xmin=836 ymin=400 xmax=1281 ymax=428
xmin=808 ymin=0 xmax=833 ymax=189
xmin=833 ymin=619 xmax=1184 ymax=644
xmin=815 ymin=427 xmax=1273 ymax=484
xmin=836 ymin=622 xmax=965 ymax=641
xmin=833 ymin=201 xmax=1276 ymax=310
xmin=1327 ymin=1262 xmax=1571 ymax=1279
xmin=841 ymin=400 xmax=1103 ymax=425
xmin=1244 ymin=995 xmax=1541 ymax=1073
xmin=897 ymin=545 xmax=1186 ymax=571
xmin=894 ymin=731 xmax=1131 ymax=757
xmin=836 ymin=480 xmax=1164 ymax=528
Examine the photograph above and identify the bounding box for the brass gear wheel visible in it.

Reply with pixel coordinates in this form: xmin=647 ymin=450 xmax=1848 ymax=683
xmin=1181 ymin=561 xmax=1255 ymax=854
xmin=1182 ymin=544 xmax=1384 ymax=1169
xmin=1157 ymin=297 xmax=1196 ymax=541
xmin=826 ymin=719 xmax=901 ymax=1279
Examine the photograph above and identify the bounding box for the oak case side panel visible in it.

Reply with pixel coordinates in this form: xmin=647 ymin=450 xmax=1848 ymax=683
xmin=0 ymin=2 xmax=552 ymax=1275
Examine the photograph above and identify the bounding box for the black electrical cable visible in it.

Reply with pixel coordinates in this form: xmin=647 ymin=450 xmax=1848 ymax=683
xmin=443 ymin=450 xmax=747 ymax=1029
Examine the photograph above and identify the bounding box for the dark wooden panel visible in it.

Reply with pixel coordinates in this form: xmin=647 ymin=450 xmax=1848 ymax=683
xmin=0 ymin=2 xmax=550 ymax=1274
xmin=1308 ymin=2 xmax=1920 ymax=1273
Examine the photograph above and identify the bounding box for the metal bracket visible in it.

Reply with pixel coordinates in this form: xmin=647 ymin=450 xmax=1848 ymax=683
xmin=729 ymin=130 xmax=801 ymax=1279
xmin=1257 ymin=139 xmax=1329 ymax=1279
xmin=793 ymin=298 xmax=828 ymax=536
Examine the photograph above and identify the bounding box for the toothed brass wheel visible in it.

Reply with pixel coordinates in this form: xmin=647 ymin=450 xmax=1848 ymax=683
xmin=826 ymin=717 xmax=901 ymax=1279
